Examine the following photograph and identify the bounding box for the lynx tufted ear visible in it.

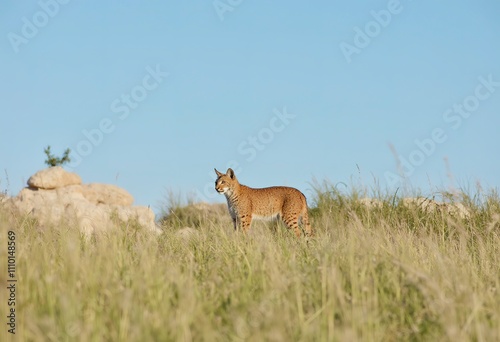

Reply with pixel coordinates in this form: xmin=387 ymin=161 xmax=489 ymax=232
xmin=226 ymin=168 xmax=235 ymax=179
xmin=214 ymin=168 xmax=224 ymax=178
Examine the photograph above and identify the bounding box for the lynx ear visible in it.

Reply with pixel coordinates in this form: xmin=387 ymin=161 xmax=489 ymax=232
xmin=214 ymin=168 xmax=224 ymax=177
xmin=226 ymin=168 xmax=235 ymax=179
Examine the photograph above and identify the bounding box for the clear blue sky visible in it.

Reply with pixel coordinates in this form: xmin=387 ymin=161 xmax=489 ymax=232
xmin=1 ymin=1 xmax=500 ymax=212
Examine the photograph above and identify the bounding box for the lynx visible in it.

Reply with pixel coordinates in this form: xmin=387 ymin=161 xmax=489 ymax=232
xmin=214 ymin=168 xmax=313 ymax=238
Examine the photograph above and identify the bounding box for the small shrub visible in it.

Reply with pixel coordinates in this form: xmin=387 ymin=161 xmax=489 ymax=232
xmin=44 ymin=145 xmax=71 ymax=167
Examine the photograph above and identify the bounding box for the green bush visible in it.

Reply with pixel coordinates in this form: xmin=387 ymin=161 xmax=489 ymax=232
xmin=44 ymin=145 xmax=71 ymax=167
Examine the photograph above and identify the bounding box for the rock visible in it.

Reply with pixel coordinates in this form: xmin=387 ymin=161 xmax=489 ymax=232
xmin=81 ymin=183 xmax=134 ymax=206
xmin=402 ymin=197 xmax=470 ymax=219
xmin=357 ymin=198 xmax=383 ymax=209
xmin=56 ymin=185 xmax=85 ymax=200
xmin=8 ymin=169 xmax=159 ymax=236
xmin=402 ymin=197 xmax=436 ymax=211
xmin=0 ymin=196 xmax=8 ymax=205
xmin=114 ymin=205 xmax=156 ymax=228
xmin=27 ymin=166 xmax=82 ymax=189
xmin=190 ymin=202 xmax=227 ymax=214
xmin=454 ymin=203 xmax=471 ymax=219
xmin=176 ymin=227 xmax=199 ymax=239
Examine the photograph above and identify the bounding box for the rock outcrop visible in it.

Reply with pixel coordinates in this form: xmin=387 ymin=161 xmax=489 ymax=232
xmin=27 ymin=166 xmax=82 ymax=189
xmin=7 ymin=167 xmax=160 ymax=235
xmin=401 ymin=197 xmax=470 ymax=219
xmin=81 ymin=183 xmax=134 ymax=206
xmin=356 ymin=197 xmax=470 ymax=219
xmin=357 ymin=198 xmax=384 ymax=209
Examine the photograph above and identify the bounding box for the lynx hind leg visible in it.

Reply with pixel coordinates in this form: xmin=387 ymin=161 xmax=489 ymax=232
xmin=282 ymin=212 xmax=302 ymax=238
xmin=301 ymin=209 xmax=314 ymax=238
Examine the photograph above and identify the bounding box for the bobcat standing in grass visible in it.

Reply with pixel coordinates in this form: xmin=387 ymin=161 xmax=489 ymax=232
xmin=214 ymin=168 xmax=313 ymax=238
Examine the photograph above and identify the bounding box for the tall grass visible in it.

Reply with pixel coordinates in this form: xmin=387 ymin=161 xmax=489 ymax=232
xmin=0 ymin=184 xmax=499 ymax=341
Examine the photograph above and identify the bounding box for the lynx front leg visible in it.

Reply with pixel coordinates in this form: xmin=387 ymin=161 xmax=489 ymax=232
xmin=238 ymin=214 xmax=252 ymax=233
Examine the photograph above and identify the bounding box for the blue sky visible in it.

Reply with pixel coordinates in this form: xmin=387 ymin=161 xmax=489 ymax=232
xmin=1 ymin=1 xmax=499 ymax=212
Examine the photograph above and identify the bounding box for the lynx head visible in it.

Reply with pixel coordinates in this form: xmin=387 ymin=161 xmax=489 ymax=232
xmin=214 ymin=168 xmax=238 ymax=195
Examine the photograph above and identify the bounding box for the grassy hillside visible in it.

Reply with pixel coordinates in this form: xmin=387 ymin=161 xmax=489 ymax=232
xmin=1 ymin=185 xmax=499 ymax=341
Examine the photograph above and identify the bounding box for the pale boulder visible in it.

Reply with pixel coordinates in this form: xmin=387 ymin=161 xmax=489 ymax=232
xmin=13 ymin=187 xmax=75 ymax=226
xmin=0 ymin=195 xmax=8 ymax=205
xmin=449 ymin=202 xmax=471 ymax=220
xmin=113 ymin=205 xmax=156 ymax=228
xmin=402 ymin=197 xmax=470 ymax=219
xmin=82 ymin=183 xmax=134 ymax=206
xmin=56 ymin=185 xmax=85 ymax=200
xmin=176 ymin=227 xmax=199 ymax=240
xmin=27 ymin=166 xmax=82 ymax=189
xmin=8 ymin=169 xmax=160 ymax=236
xmin=358 ymin=198 xmax=384 ymax=209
